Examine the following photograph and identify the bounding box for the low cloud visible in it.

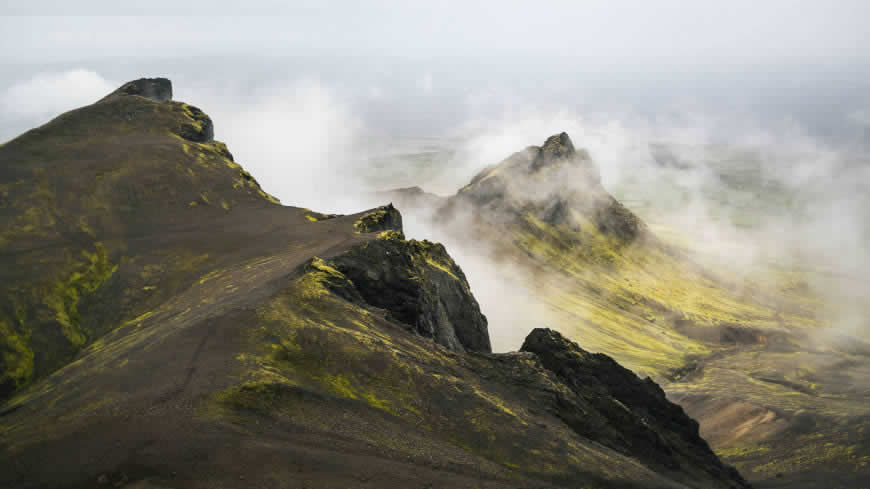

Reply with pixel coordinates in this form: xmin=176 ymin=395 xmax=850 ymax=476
xmin=180 ymin=78 xmax=365 ymax=213
xmin=0 ymin=69 xmax=115 ymax=118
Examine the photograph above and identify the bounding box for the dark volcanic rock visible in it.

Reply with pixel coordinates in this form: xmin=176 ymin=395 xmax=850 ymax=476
xmin=327 ymin=233 xmax=491 ymax=353
xmin=100 ymin=77 xmax=173 ymax=103
xmin=593 ymin=193 xmax=646 ymax=241
xmin=177 ymin=103 xmax=215 ymax=142
xmin=531 ymin=132 xmax=589 ymax=177
xmin=98 ymin=77 xmax=213 ymax=142
xmin=521 ymin=328 xmax=751 ymax=488
xmin=353 ymin=203 xmax=403 ymax=233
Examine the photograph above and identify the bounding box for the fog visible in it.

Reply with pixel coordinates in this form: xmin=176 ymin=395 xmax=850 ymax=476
xmin=1 ymin=4 xmax=869 ymax=352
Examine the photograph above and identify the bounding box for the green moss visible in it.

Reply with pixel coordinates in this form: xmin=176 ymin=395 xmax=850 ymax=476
xmin=303 ymin=210 xmax=339 ymax=222
xmin=257 ymin=189 xmax=281 ymax=205
xmin=178 ymin=103 xmax=206 ymax=132
xmin=718 ymin=443 xmax=771 ymax=458
xmin=294 ymin=257 xmax=351 ymax=300
xmin=506 ymin=213 xmax=825 ymax=377
xmin=0 ymin=319 xmax=35 ymax=393
xmin=751 ymin=442 xmax=861 ymax=476
xmin=44 ymin=243 xmax=118 ymax=346
xmin=0 ymin=242 xmax=118 ymax=398
xmin=377 ymin=230 xmax=404 ymax=240
xmin=354 ymin=209 xmax=387 ymax=232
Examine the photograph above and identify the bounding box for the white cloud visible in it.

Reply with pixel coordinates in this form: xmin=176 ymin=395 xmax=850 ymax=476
xmin=848 ymin=108 xmax=870 ymax=127
xmin=419 ymin=73 xmax=433 ymax=96
xmin=185 ymin=78 xmax=364 ymax=213
xmin=0 ymin=69 xmax=115 ymax=118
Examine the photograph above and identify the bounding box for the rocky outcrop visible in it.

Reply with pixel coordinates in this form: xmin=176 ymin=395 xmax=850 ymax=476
xmin=100 ymin=77 xmax=173 ymax=103
xmin=353 ymin=204 xmax=403 ymax=233
xmin=177 ymin=103 xmax=214 ymax=143
xmin=442 ymin=132 xmax=646 ymax=242
xmin=97 ymin=77 xmax=213 ymax=143
xmin=531 ymin=132 xmax=595 ymax=181
xmin=325 ymin=232 xmax=491 ymax=353
xmin=521 ymin=328 xmax=750 ymax=488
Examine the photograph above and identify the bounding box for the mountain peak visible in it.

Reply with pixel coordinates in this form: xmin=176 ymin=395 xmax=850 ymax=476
xmin=99 ymin=77 xmax=173 ymax=103
xmin=531 ymin=131 xmax=585 ymax=171
xmin=540 ymin=131 xmax=576 ymax=158
xmin=445 ymin=131 xmax=645 ymax=241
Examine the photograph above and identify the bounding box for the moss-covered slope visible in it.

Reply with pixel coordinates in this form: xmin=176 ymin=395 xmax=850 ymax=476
xmin=0 ymin=78 xmax=285 ymax=399
xmin=0 ymin=229 xmax=748 ymax=489
xmin=0 ymin=79 xmax=753 ymax=489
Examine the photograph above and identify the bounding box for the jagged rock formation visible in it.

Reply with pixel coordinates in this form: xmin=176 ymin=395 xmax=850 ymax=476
xmin=353 ymin=203 xmax=403 ymax=233
xmin=442 ymin=132 xmax=646 ymax=242
xmin=0 ymin=78 xmax=750 ymax=489
xmin=521 ymin=328 xmax=748 ymax=487
xmin=302 ymin=205 xmax=489 ymax=354
xmin=327 ymin=233 xmax=491 ymax=353
xmin=99 ymin=77 xmax=173 ymax=103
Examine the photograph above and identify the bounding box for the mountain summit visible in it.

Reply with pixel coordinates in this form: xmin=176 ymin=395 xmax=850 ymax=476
xmin=99 ymin=77 xmax=173 ymax=103
xmin=442 ymin=131 xmax=644 ymax=241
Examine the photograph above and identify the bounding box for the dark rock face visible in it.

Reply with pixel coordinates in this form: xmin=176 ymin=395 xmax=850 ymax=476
xmin=521 ymin=328 xmax=750 ymax=488
xmin=353 ymin=204 xmax=403 ymax=233
xmin=327 ymin=234 xmax=491 ymax=353
xmin=100 ymin=77 xmax=173 ymax=103
xmin=530 ymin=131 xmax=587 ymax=174
xmin=177 ymin=104 xmax=214 ymax=143
xmin=593 ymin=193 xmax=646 ymax=241
xmin=97 ymin=77 xmax=213 ymax=143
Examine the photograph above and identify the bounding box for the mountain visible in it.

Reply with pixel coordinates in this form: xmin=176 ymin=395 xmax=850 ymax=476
xmin=378 ymin=131 xmax=870 ymax=488
xmin=0 ymin=79 xmax=750 ymax=489
xmin=442 ymin=131 xmax=645 ymax=242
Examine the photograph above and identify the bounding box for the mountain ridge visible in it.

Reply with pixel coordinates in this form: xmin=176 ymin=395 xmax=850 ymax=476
xmin=0 ymin=78 xmax=750 ymax=489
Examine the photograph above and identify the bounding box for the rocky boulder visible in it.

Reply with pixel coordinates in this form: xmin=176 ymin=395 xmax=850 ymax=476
xmin=521 ymin=328 xmax=750 ymax=487
xmin=100 ymin=77 xmax=173 ymax=103
xmin=353 ymin=204 xmax=404 ymax=233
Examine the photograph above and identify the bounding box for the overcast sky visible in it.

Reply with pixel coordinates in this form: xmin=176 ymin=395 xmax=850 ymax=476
xmin=1 ymin=1 xmax=869 ymax=205
xmin=2 ymin=2 xmax=869 ymax=66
